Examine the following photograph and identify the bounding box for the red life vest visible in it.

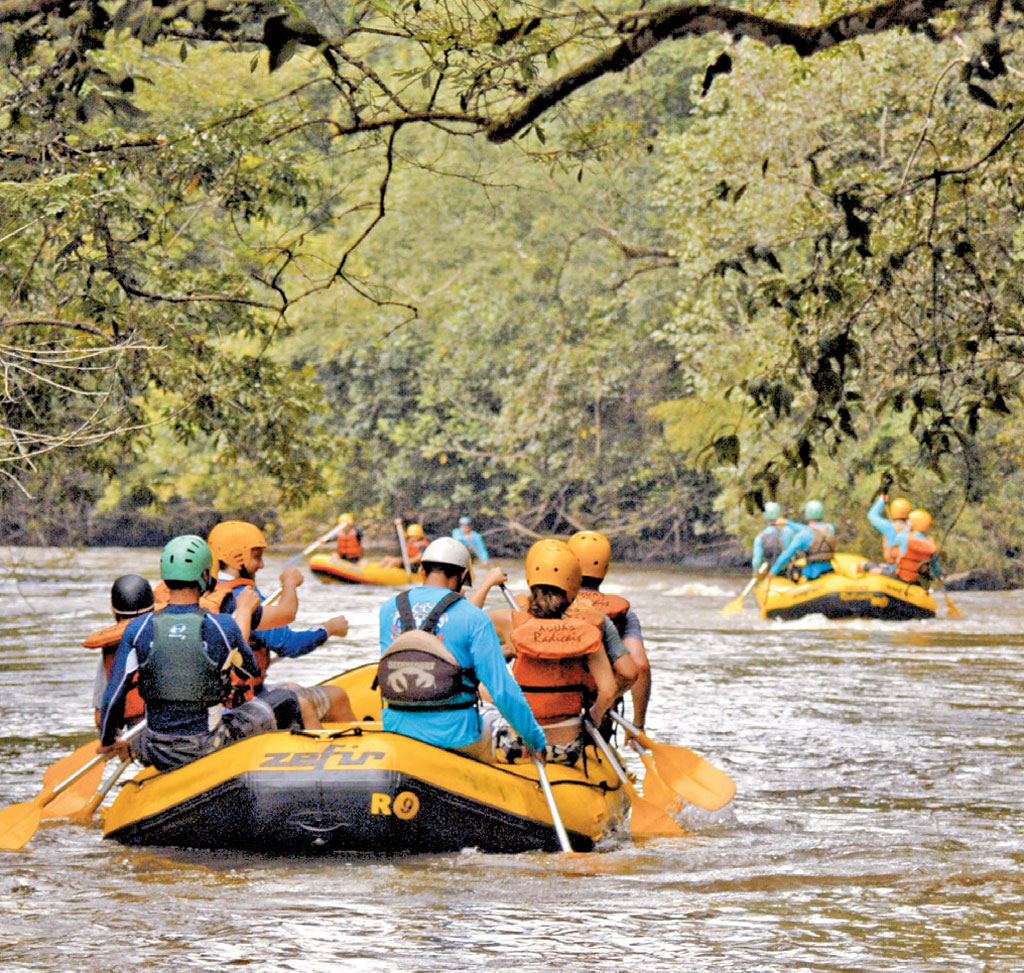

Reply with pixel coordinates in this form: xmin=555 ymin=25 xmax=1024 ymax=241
xmin=882 ymin=518 xmax=908 ymax=564
xmin=895 ymin=533 xmax=938 ymax=584
xmin=510 ymin=611 xmax=603 ymax=723
xmin=201 ymin=578 xmax=266 ymax=705
xmin=84 ymin=619 xmax=146 ymax=722
xmin=336 ymin=529 xmax=363 ymax=560
xmin=406 ymin=538 xmax=428 ymax=562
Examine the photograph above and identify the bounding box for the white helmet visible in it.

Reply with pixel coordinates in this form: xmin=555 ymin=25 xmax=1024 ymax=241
xmin=420 ymin=537 xmax=472 ymax=576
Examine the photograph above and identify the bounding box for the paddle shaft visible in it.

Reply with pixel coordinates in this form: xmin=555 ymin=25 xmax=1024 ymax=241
xmin=283 ymin=522 xmax=344 ymax=569
xmin=532 ymin=755 xmax=572 ymax=853
xmin=394 ymin=519 xmax=413 ymax=575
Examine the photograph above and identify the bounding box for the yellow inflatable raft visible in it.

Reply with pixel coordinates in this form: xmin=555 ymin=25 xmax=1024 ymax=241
xmin=755 ymin=553 xmax=937 ymax=621
xmin=102 ymin=664 xmax=628 ymax=854
xmin=309 ymin=554 xmax=415 ymax=586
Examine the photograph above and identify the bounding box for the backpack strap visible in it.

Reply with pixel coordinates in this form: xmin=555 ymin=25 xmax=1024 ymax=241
xmin=420 ymin=591 xmax=463 ymax=634
xmin=396 ymin=590 xmax=417 ymax=632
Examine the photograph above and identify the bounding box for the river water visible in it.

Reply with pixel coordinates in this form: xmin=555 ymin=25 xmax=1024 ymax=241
xmin=1 ymin=546 xmax=1021 ymax=972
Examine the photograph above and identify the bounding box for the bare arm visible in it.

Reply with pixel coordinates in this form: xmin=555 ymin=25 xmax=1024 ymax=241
xmin=256 ymin=567 xmax=303 ymax=629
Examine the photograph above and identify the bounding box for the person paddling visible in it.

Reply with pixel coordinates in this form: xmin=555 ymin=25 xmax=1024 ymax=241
xmin=487 ymin=539 xmax=618 ymax=765
xmin=769 ymin=499 xmax=837 ymax=581
xmin=204 ymin=520 xmax=354 ymax=723
xmin=867 ymin=494 xmax=911 ymax=565
xmin=867 ymin=508 xmax=942 ymax=586
xmin=751 ymin=502 xmax=793 ymax=576
xmin=99 ymin=536 xmax=314 ymax=772
xmin=381 ymin=522 xmax=429 ymax=570
xmin=567 ymin=529 xmax=650 ymax=732
xmin=334 ymin=513 xmax=364 ymax=562
xmin=85 ymin=574 xmax=165 ymax=729
xmin=451 ymin=516 xmax=490 ymax=566
xmin=377 ymin=537 xmax=546 ymax=763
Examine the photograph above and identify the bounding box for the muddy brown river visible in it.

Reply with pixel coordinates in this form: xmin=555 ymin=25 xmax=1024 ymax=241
xmin=1 ymin=546 xmax=1022 ymax=971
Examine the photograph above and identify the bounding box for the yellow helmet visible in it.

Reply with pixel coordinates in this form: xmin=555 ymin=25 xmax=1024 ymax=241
xmin=208 ymin=521 xmax=267 ymax=571
xmin=908 ymin=509 xmax=932 ymax=533
xmin=337 ymin=513 xmax=354 ymax=529
xmin=525 ymin=539 xmax=582 ymax=601
xmin=889 ymin=497 xmax=912 ymax=520
xmin=407 ymin=523 xmax=424 ymax=539
xmin=567 ymin=530 xmax=612 ymax=580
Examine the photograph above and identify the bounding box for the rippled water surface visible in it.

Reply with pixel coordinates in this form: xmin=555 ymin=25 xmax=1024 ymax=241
xmin=1 ymin=546 xmax=1022 ymax=971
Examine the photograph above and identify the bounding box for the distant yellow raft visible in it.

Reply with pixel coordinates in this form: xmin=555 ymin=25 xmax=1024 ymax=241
xmin=755 ymin=553 xmax=937 ymax=621
xmin=102 ymin=664 xmax=628 ymax=854
xmin=309 ymin=554 xmax=415 ymax=586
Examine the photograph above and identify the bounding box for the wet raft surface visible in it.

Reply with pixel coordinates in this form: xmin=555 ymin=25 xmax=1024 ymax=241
xmin=2 ymin=547 xmax=1023 ymax=971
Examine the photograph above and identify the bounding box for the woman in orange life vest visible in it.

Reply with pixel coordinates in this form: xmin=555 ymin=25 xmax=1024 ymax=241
xmin=486 ymin=539 xmax=618 ymax=765
xmin=335 ymin=513 xmax=364 ymax=561
xmin=567 ymin=530 xmax=650 ymax=730
xmin=86 ymin=574 xmax=165 ymax=728
xmin=204 ymin=521 xmax=355 ymax=723
xmin=381 ymin=522 xmax=430 ymax=570
xmin=869 ymin=508 xmax=942 ymax=586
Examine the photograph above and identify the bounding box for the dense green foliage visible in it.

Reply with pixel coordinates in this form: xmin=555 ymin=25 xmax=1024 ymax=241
xmin=3 ymin=2 xmax=1024 ymax=579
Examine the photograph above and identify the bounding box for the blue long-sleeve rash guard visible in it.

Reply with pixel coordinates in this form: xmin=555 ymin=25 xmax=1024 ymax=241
xmin=770 ymin=521 xmax=836 ymax=580
xmin=220 ymin=585 xmax=329 ymax=659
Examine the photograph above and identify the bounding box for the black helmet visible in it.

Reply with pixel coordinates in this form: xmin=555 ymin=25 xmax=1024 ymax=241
xmin=110 ymin=574 xmax=155 ymax=617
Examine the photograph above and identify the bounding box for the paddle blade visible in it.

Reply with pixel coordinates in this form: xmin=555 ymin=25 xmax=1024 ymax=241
xmin=647 ymin=741 xmax=736 ymax=811
xmin=945 ymin=594 xmax=963 ymax=619
xmin=42 ymin=740 xmax=99 ymax=791
xmin=0 ymin=792 xmax=51 ymax=851
xmin=640 ymin=753 xmax=683 ymax=813
xmin=41 ymin=760 xmax=106 ymax=819
xmin=720 ymin=596 xmax=746 ymax=617
xmin=624 ymin=782 xmax=687 ymax=836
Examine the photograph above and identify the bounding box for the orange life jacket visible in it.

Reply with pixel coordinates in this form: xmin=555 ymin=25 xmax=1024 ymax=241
xmin=407 ymin=538 xmax=428 ymax=562
xmin=336 ymin=529 xmax=363 ymax=560
xmin=200 ymin=578 xmax=266 ymax=705
xmin=573 ymin=588 xmax=630 ymax=635
xmin=882 ymin=518 xmax=908 ymax=564
xmin=84 ymin=619 xmax=146 ymax=721
xmin=510 ymin=611 xmax=604 ymax=723
xmin=895 ymin=533 xmax=938 ymax=584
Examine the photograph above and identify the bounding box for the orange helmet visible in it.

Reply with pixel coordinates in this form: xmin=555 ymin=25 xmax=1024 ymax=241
xmin=208 ymin=521 xmax=267 ymax=571
xmin=908 ymin=509 xmax=932 ymax=533
xmin=407 ymin=523 xmax=424 ymax=539
xmin=567 ymin=530 xmax=612 ymax=580
xmin=889 ymin=497 xmax=911 ymax=520
xmin=525 ymin=539 xmax=582 ymax=601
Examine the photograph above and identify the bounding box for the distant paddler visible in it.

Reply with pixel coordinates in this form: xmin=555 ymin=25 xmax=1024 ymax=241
xmin=864 ymin=506 xmax=942 ymax=587
xmin=452 ymin=515 xmax=490 ymax=567
xmin=751 ymin=501 xmax=794 ymax=576
xmin=867 ymin=494 xmax=912 ymax=565
xmin=768 ymin=499 xmax=836 ymax=582
xmin=381 ymin=522 xmax=429 ymax=570
xmin=334 ymin=513 xmax=364 ymax=562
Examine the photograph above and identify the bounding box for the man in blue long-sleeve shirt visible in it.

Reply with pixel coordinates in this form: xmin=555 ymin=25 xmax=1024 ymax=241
xmin=378 ymin=537 xmax=546 ymax=761
xmin=769 ymin=499 xmax=837 ymax=581
xmin=100 ymin=535 xmax=307 ymax=771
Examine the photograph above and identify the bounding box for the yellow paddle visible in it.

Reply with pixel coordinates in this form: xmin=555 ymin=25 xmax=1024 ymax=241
xmin=636 ymin=749 xmax=684 ymax=813
xmin=938 ymin=579 xmax=963 ymax=619
xmin=69 ymin=757 xmax=133 ymax=822
xmin=610 ymin=712 xmax=736 ymax=811
xmin=0 ymin=721 xmax=146 ymax=850
xmin=721 ymin=564 xmax=768 ymax=616
xmin=584 ymin=721 xmax=686 ymax=836
xmin=41 ymin=756 xmax=106 ymax=819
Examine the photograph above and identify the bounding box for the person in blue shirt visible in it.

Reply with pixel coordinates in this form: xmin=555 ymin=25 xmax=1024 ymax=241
xmin=751 ymin=501 xmax=794 ymax=575
xmin=205 ymin=520 xmax=353 ymax=722
xmin=378 ymin=536 xmax=546 ymax=762
xmin=451 ymin=516 xmax=490 ymax=566
xmin=866 ymin=494 xmax=911 ymax=566
xmin=864 ymin=505 xmax=942 ymax=585
xmin=769 ymin=499 xmax=837 ymax=581
xmin=99 ymin=535 xmax=309 ymax=772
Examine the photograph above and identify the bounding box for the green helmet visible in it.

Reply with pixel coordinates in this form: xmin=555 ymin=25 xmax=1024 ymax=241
xmin=763 ymin=501 xmax=782 ymax=522
xmin=804 ymin=499 xmax=824 ymax=521
xmin=160 ymin=534 xmax=214 ymax=583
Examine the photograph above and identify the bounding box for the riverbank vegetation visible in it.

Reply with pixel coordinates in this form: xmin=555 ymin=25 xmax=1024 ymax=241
xmin=3 ymin=2 xmax=1024 ymax=583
